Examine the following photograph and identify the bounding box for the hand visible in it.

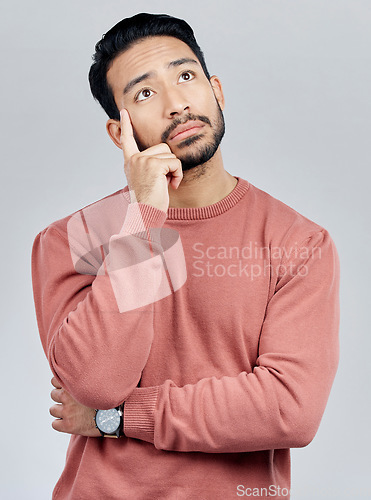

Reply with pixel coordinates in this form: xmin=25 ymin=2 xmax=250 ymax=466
xmin=120 ymin=108 xmax=183 ymax=212
xmin=49 ymin=377 xmax=100 ymax=437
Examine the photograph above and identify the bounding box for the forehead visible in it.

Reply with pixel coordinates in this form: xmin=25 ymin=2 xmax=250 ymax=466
xmin=107 ymin=36 xmax=201 ymax=89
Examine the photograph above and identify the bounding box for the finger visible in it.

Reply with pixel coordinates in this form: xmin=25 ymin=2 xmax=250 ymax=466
xmin=120 ymin=108 xmax=140 ymax=161
xmin=51 ymin=376 xmax=62 ymax=389
xmin=52 ymin=418 xmax=68 ymax=434
xmin=166 ymin=159 xmax=183 ymax=190
xmin=49 ymin=403 xmax=63 ymax=419
xmin=51 ymin=388 xmax=63 ymax=403
xmin=147 ymin=153 xmax=177 ymax=159
xmin=137 ymin=143 xmax=173 ymax=157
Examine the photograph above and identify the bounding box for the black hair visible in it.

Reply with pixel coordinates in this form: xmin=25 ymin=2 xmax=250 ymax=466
xmin=88 ymin=13 xmax=211 ymax=121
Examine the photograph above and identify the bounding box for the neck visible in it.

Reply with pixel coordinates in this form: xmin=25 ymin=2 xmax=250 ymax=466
xmin=168 ymin=148 xmax=237 ymax=208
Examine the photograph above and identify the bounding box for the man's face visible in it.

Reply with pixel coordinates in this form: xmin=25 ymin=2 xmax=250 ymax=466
xmin=106 ymin=36 xmax=225 ymax=171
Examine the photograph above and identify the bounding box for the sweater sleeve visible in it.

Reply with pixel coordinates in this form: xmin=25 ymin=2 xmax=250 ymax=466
xmin=31 ymin=201 xmax=186 ymax=409
xmin=123 ymin=228 xmax=340 ymax=452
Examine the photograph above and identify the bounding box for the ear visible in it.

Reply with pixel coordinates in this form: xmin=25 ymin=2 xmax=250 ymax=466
xmin=106 ymin=119 xmax=122 ymax=149
xmin=209 ymin=75 xmax=225 ymax=111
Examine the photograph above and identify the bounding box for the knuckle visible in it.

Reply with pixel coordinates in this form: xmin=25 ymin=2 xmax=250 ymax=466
xmin=136 ymin=154 xmax=147 ymax=164
xmin=59 ymin=391 xmax=67 ymax=404
xmin=147 ymin=157 xmax=158 ymax=167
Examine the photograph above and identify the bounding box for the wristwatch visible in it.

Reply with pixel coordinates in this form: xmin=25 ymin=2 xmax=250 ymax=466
xmin=94 ymin=404 xmax=124 ymax=438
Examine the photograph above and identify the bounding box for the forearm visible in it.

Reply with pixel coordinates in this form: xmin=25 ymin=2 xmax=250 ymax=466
xmin=124 ymin=354 xmax=338 ymax=453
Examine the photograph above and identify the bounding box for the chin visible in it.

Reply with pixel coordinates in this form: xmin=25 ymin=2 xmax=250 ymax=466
xmin=178 ymin=137 xmax=221 ymax=172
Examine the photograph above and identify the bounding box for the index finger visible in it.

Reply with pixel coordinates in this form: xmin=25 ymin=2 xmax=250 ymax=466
xmin=51 ymin=376 xmax=62 ymax=389
xmin=120 ymin=108 xmax=139 ymax=161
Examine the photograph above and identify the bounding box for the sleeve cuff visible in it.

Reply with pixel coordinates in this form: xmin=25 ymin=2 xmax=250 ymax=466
xmin=122 ymin=203 xmax=167 ymax=237
xmin=123 ymin=386 xmax=160 ymax=444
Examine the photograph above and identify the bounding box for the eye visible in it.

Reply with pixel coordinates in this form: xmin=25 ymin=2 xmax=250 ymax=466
xmin=135 ymin=88 xmax=154 ymax=102
xmin=179 ymin=71 xmax=195 ymax=82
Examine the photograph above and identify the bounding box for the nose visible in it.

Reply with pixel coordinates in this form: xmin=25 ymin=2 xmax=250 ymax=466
xmin=163 ymin=87 xmax=190 ymax=118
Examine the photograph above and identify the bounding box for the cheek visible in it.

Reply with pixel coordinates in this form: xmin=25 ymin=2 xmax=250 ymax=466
xmin=130 ymin=102 xmax=165 ymax=142
xmin=131 ymin=118 xmax=160 ymax=148
xmin=191 ymin=87 xmax=220 ymax=118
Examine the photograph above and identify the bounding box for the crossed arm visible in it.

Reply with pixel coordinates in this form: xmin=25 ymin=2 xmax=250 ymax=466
xmin=42 ymin=222 xmax=340 ymax=452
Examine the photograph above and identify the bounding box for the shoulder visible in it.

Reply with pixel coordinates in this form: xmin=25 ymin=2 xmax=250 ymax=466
xmin=244 ymin=180 xmax=330 ymax=245
xmin=240 ymin=181 xmax=339 ymax=288
xmin=35 ymin=186 xmax=130 ymax=241
xmin=31 ymin=186 xmax=132 ymax=276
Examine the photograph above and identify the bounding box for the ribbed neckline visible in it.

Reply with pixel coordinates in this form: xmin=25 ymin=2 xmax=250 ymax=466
xmin=122 ymin=176 xmax=249 ymax=221
xmin=166 ymin=176 xmax=249 ymax=220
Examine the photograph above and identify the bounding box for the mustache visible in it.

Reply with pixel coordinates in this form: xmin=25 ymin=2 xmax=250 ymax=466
xmin=161 ymin=114 xmax=212 ymax=143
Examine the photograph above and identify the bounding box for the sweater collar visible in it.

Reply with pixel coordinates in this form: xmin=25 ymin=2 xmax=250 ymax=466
xmin=166 ymin=177 xmax=249 ymax=221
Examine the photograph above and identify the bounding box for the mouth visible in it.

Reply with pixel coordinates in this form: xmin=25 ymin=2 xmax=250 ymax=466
xmin=169 ymin=121 xmax=205 ymax=143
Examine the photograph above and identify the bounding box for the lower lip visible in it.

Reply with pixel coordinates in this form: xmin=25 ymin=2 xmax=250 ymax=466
xmin=170 ymin=126 xmax=204 ymax=142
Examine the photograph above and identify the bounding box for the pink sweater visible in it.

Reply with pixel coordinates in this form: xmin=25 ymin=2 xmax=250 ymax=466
xmin=31 ymin=177 xmax=340 ymax=499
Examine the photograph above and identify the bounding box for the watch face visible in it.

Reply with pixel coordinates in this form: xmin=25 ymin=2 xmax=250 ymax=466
xmin=96 ymin=409 xmax=121 ymax=434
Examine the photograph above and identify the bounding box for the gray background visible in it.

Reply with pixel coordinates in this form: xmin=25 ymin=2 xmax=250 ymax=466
xmin=1 ymin=0 xmax=370 ymax=498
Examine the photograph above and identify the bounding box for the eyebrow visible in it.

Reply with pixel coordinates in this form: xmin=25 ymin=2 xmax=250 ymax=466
xmin=123 ymin=58 xmax=199 ymax=96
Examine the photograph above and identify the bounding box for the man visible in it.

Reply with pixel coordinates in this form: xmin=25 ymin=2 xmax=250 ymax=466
xmin=31 ymin=13 xmax=340 ymax=500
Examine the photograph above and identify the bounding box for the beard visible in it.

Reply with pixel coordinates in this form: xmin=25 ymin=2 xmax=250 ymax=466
xmin=133 ymin=98 xmax=225 ymax=172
